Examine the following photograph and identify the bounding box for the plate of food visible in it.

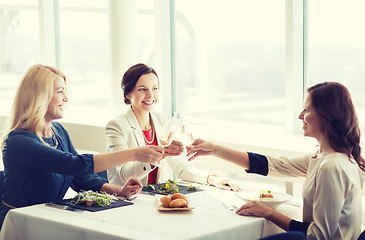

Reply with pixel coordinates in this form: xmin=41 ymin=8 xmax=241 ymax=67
xmin=143 ymin=179 xmax=201 ymax=195
xmin=236 ymin=190 xmax=292 ymax=209
xmin=155 ymin=193 xmax=194 ymax=211
xmin=52 ymin=190 xmax=133 ymax=212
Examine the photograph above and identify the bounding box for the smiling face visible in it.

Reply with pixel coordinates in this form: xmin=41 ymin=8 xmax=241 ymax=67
xmin=45 ymin=77 xmax=68 ymax=122
xmin=126 ymin=73 xmax=159 ymax=114
xmin=298 ymin=94 xmax=324 ymax=140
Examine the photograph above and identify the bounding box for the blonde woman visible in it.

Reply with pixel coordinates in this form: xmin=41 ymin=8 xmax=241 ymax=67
xmin=106 ymin=63 xmax=239 ymax=191
xmin=0 ymin=64 xmax=163 ymax=228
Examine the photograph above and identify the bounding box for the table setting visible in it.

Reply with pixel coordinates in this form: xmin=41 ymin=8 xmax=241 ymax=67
xmin=0 ymin=178 xmax=302 ymax=240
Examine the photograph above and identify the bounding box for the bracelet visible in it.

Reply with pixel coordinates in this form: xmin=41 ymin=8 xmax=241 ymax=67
xmin=206 ymin=174 xmax=218 ymax=184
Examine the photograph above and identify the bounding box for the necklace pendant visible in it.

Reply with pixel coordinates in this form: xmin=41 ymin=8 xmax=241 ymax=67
xmin=143 ymin=128 xmax=155 ymax=144
xmin=45 ymin=135 xmax=58 ymax=149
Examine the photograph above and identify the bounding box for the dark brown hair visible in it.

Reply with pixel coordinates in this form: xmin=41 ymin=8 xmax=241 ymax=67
xmin=121 ymin=63 xmax=158 ymax=104
xmin=308 ymin=82 xmax=364 ymax=171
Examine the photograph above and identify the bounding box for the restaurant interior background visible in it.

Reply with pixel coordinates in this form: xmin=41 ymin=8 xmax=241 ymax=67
xmin=0 ymin=0 xmax=365 ymax=199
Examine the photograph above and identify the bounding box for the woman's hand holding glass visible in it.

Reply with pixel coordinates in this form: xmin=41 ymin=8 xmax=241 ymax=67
xmin=171 ymin=131 xmax=194 ymax=160
xmin=186 ymin=138 xmax=216 ymax=161
xmin=158 ymin=115 xmax=195 ymax=162
xmin=162 ymin=140 xmax=184 ymax=158
xmin=132 ymin=145 xmax=163 ymax=165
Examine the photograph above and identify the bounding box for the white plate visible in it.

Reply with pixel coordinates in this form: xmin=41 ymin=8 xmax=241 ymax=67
xmin=236 ymin=191 xmax=293 ymax=209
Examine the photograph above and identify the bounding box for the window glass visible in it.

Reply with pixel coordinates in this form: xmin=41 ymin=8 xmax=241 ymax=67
xmin=58 ymin=0 xmax=111 ymax=123
xmin=58 ymin=0 xmax=156 ymax=124
xmin=307 ymin=0 xmax=365 ymax=133
xmin=136 ymin=1 xmax=155 ymax=65
xmin=0 ymin=0 xmax=39 ymax=114
xmin=174 ymin=0 xmax=286 ymax=130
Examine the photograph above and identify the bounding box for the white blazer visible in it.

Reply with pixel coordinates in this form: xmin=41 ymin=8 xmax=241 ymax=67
xmin=106 ymin=107 xmax=209 ymax=186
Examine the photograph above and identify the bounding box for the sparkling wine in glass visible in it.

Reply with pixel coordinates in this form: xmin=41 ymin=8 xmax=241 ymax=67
xmin=159 ymin=130 xmax=175 ymax=147
xmin=155 ymin=120 xmax=175 ymax=167
xmin=180 ymin=131 xmax=196 ymax=162
xmin=181 ymin=132 xmax=193 ymax=146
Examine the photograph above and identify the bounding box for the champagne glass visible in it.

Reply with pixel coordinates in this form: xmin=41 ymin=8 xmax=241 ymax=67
xmin=180 ymin=131 xmax=198 ymax=164
xmin=181 ymin=131 xmax=193 ymax=144
xmin=159 ymin=119 xmax=175 ymax=147
xmin=155 ymin=119 xmax=176 ymax=167
xmin=159 ymin=130 xmax=175 ymax=147
xmin=181 ymin=131 xmax=194 ymax=151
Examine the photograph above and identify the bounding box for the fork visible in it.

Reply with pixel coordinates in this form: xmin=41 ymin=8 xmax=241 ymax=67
xmin=221 ymin=202 xmax=238 ymax=211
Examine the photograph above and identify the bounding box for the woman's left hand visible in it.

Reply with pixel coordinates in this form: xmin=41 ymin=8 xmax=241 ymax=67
xmin=120 ymin=177 xmax=143 ymax=197
xmin=235 ymin=200 xmax=273 ymax=218
xmin=162 ymin=140 xmax=184 ymax=158
xmin=208 ymin=175 xmax=241 ymax=192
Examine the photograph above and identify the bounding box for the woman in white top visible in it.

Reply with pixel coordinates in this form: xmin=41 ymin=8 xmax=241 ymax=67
xmin=188 ymin=82 xmax=365 ymax=239
xmin=106 ymin=63 xmax=239 ymax=191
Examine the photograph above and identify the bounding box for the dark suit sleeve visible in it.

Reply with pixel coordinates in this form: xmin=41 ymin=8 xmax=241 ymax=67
xmin=4 ymin=131 xmax=94 ymax=176
xmin=71 ymin=173 xmax=109 ymax=192
xmin=245 ymin=152 xmax=269 ymax=176
xmin=289 ymin=220 xmax=310 ymax=234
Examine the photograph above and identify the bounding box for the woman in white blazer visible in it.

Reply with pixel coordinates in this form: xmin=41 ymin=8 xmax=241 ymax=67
xmin=106 ymin=63 xmax=239 ymax=191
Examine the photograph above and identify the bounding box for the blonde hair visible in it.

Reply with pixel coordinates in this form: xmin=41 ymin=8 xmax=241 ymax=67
xmin=1 ymin=64 xmax=66 ymax=149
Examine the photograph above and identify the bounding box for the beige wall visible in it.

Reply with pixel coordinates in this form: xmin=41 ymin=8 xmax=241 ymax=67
xmin=0 ymin=114 xmax=304 ymax=173
xmin=0 ymin=116 xmax=106 ymax=153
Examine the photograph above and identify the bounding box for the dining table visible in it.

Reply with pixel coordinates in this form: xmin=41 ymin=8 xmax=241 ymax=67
xmin=0 ymin=180 xmax=302 ymax=240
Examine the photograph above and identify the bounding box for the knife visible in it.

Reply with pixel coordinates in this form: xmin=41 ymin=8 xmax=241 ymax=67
xmin=116 ymin=194 xmax=139 ymax=201
xmin=45 ymin=202 xmax=84 ymax=213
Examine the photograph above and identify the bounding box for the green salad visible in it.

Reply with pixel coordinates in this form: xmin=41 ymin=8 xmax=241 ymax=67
xmin=70 ymin=190 xmax=116 ymax=207
xmin=159 ymin=179 xmax=180 ymax=193
xmin=146 ymin=184 xmax=155 ymax=190
xmin=145 ymin=179 xmax=182 ymax=193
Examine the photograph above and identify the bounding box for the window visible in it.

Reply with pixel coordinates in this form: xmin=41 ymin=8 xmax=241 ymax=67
xmin=0 ymin=0 xmax=39 ymax=114
xmin=1 ymin=0 xmax=364 ymax=138
xmin=174 ymin=0 xmax=286 ymax=131
xmin=57 ymin=0 xmax=111 ymax=123
xmin=307 ymin=0 xmax=365 ymax=133
xmin=58 ymin=0 xmax=157 ymax=124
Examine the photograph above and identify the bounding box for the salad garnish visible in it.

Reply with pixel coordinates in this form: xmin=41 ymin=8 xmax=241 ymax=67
xmin=259 ymin=190 xmax=273 ymax=198
xmin=159 ymin=179 xmax=180 ymax=193
xmin=187 ymin=185 xmax=198 ymax=191
xmin=146 ymin=184 xmax=155 ymax=190
xmin=70 ymin=190 xmax=116 ymax=207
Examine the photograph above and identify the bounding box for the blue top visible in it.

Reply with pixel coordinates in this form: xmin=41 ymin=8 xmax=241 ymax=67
xmin=0 ymin=122 xmax=108 ymax=228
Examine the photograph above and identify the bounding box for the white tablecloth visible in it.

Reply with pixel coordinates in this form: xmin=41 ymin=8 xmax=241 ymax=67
xmin=0 ymin=185 xmax=302 ymax=240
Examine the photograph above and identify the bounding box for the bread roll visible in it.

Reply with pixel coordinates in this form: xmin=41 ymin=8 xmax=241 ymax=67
xmin=169 ymin=198 xmax=188 ymax=208
xmin=171 ymin=193 xmax=188 ymax=202
xmin=160 ymin=196 xmax=172 ymax=208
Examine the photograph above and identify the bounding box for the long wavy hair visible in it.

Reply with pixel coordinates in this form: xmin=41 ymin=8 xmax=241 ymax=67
xmin=1 ymin=64 xmax=66 ymax=149
xmin=308 ymin=82 xmax=365 ymax=171
xmin=121 ymin=63 xmax=159 ymax=105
